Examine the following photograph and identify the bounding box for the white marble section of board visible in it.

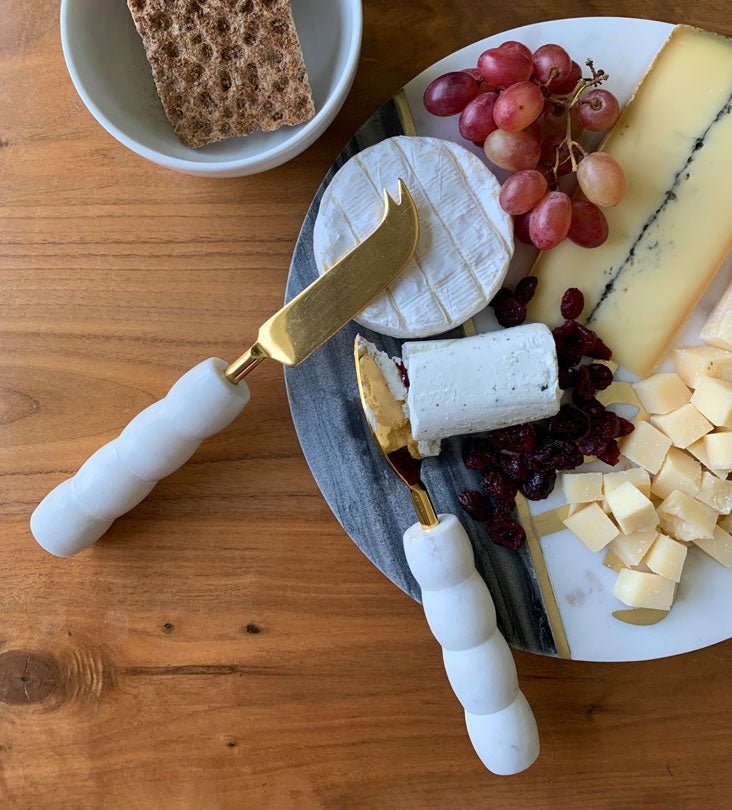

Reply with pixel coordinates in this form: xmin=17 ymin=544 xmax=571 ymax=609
xmin=313 ymin=136 xmax=513 ymax=338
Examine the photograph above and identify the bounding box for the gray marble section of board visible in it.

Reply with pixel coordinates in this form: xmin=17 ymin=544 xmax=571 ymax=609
xmin=284 ymin=98 xmax=557 ymax=656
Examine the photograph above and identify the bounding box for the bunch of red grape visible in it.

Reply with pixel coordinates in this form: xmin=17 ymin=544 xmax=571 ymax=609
xmin=423 ymin=41 xmax=626 ymax=250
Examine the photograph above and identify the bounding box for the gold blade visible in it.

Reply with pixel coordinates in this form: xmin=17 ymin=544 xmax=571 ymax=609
xmin=354 ymin=336 xmax=438 ymax=529
xmin=263 ymin=179 xmax=418 ymax=367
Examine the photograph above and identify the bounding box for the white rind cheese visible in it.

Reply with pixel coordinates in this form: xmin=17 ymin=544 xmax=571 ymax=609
xmin=314 ymin=136 xmax=513 ymax=338
xmin=402 ymin=324 xmax=560 ymax=442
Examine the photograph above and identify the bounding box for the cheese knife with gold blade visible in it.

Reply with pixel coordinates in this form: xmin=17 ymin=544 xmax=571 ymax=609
xmin=354 ymin=336 xmax=540 ymax=776
xmin=31 ymin=181 xmax=419 ymax=558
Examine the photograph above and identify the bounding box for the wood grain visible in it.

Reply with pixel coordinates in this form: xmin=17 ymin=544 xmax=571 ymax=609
xmin=1 ymin=2 xmax=731 ymax=808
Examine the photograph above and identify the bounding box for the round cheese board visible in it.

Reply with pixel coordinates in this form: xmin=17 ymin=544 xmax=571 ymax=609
xmin=284 ymin=17 xmax=732 ymax=662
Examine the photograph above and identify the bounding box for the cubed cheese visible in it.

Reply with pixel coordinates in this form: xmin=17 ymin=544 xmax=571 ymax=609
xmin=673 ymin=345 xmax=732 ymax=387
xmin=562 ymin=472 xmax=603 ymax=504
xmin=608 ymin=530 xmax=658 ymax=567
xmin=604 ymin=467 xmax=652 ymax=498
xmin=695 ymin=470 xmax=732 ymax=514
xmin=693 ymin=524 xmax=732 ymax=567
xmin=644 ymin=533 xmax=687 ymax=582
xmin=704 ymin=432 xmax=732 ymax=469
xmin=618 ymin=421 xmax=672 ymax=474
xmin=603 ymin=549 xmax=627 ymax=573
xmin=650 ymin=403 xmax=713 ymax=449
xmin=690 ymin=376 xmax=732 ymax=427
xmin=650 ymin=447 xmax=701 ymax=499
xmin=563 ymin=502 xmax=619 ymax=552
xmin=633 ymin=373 xmax=691 ymax=414
xmin=612 ymin=570 xmax=675 ymax=610
xmin=606 ymin=481 xmax=659 ymax=534
xmin=700 ymin=282 xmax=732 ymax=351
xmin=686 ymin=438 xmax=732 ymax=480
xmin=656 ymin=489 xmax=718 ymax=541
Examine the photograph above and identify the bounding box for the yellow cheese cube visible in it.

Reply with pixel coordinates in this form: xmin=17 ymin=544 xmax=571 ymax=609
xmin=612 ymin=570 xmax=675 ymax=610
xmin=693 ymin=525 xmax=732 ymax=568
xmin=603 ymin=467 xmax=651 ymax=498
xmin=603 ymin=549 xmax=627 ymax=573
xmin=563 ymin=502 xmax=619 ymax=553
xmin=644 ymin=533 xmax=687 ymax=582
xmin=608 ymin=530 xmax=658 ymax=567
xmin=695 ymin=470 xmax=732 ymax=515
xmin=650 ymin=447 xmax=701 ymax=499
xmin=562 ymin=472 xmax=603 ymax=504
xmin=704 ymin=432 xmax=732 ymax=469
xmin=656 ymin=489 xmax=718 ymax=541
xmin=686 ymin=438 xmax=732 ymax=480
xmin=673 ymin=345 xmax=732 ymax=388
xmin=650 ymin=403 xmax=713 ymax=449
xmin=606 ymin=481 xmax=659 ymax=534
xmin=633 ymin=373 xmax=691 ymax=415
xmin=718 ymin=514 xmax=732 ymax=533
xmin=701 ymin=282 xmax=732 ymax=352
xmin=690 ymin=377 xmax=732 ymax=427
xmin=618 ymin=420 xmax=672 ymax=474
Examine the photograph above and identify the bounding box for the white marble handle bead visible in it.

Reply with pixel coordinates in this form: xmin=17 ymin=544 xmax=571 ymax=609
xmin=403 ymin=513 xmax=540 ymax=775
xmin=31 ymin=358 xmax=250 ymax=557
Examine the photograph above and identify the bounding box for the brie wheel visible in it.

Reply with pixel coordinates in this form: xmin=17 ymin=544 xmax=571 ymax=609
xmin=314 ymin=136 xmax=513 ymax=339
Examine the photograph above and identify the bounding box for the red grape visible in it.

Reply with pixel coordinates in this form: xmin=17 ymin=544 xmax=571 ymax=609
xmin=513 ymin=211 xmax=533 ymax=244
xmin=499 ymin=169 xmax=548 ymax=215
xmin=531 ymin=44 xmax=572 ymax=85
xmin=492 ymin=81 xmax=544 ymax=132
xmin=577 ymin=152 xmax=626 ymax=207
xmin=462 ymin=68 xmax=483 ymax=83
xmin=549 ymin=60 xmax=582 ymax=95
xmin=568 ymin=200 xmax=609 ymax=248
xmin=525 ymin=119 xmax=542 ymax=142
xmin=484 ymin=128 xmax=540 ymax=171
xmin=458 ymin=92 xmax=499 ymax=142
xmin=499 ymin=40 xmax=532 ymax=60
xmin=423 ymin=71 xmax=480 ymax=116
xmin=478 ymin=47 xmax=532 ymax=88
xmin=539 ymin=134 xmax=582 ymax=176
xmin=529 ymin=191 xmax=572 ymax=249
xmin=542 ymin=103 xmax=582 ymax=138
xmin=577 ymin=89 xmax=620 ymax=131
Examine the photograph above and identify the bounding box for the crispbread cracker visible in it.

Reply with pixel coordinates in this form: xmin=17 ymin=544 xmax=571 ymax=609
xmin=127 ymin=0 xmax=315 ymax=149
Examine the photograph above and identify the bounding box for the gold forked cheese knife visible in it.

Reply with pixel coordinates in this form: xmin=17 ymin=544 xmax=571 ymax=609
xmin=354 ymin=336 xmax=540 ymax=775
xmin=30 ymin=181 xmax=419 ymax=558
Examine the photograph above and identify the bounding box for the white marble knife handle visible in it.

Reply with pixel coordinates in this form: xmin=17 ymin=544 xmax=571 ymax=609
xmin=403 ymin=513 xmax=540 ymax=775
xmin=30 ymin=358 xmax=250 ymax=557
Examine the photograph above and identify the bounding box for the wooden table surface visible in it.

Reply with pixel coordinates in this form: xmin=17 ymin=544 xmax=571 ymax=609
xmin=2 ymin=1 xmax=731 ymax=807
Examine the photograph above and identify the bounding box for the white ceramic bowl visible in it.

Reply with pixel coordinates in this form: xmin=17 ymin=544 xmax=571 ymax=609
xmin=60 ymin=0 xmax=362 ymax=177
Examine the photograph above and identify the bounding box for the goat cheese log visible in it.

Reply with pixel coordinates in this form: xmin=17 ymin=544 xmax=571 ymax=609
xmin=403 ymin=324 xmax=561 ymax=442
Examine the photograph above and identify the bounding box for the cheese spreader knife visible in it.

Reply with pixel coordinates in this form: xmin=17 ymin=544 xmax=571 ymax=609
xmin=354 ymin=336 xmax=540 ymax=776
xmin=31 ymin=180 xmax=419 ymax=558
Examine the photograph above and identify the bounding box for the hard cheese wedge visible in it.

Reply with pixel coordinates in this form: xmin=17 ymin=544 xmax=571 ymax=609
xmin=528 ymin=25 xmax=732 ymax=377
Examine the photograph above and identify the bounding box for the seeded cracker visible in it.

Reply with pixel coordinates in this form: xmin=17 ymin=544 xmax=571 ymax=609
xmin=127 ymin=0 xmax=315 ymax=149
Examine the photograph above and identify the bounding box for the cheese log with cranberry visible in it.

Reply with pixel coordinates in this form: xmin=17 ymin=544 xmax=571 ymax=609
xmin=528 ymin=25 xmax=732 ymax=378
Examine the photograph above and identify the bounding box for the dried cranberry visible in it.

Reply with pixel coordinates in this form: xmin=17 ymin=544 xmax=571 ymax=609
xmin=595 ymin=410 xmax=620 ymax=441
xmin=394 ymin=360 xmax=409 ymax=388
xmin=574 ymin=322 xmax=599 ymax=354
xmin=577 ymin=434 xmax=607 ymax=456
xmin=573 ymin=394 xmax=605 ymax=418
xmin=520 ymin=469 xmax=557 ymax=501
xmin=490 ymin=287 xmax=514 ymax=309
xmin=481 ymin=469 xmax=518 ymax=502
xmin=490 ymin=498 xmax=515 ymax=523
xmin=532 ymin=438 xmax=583 ymax=471
xmin=462 ymin=438 xmax=498 ymax=470
xmin=616 ymin=416 xmax=634 ymax=437
xmin=587 ymin=362 xmax=613 ymax=390
xmin=488 ymin=520 xmax=526 ymax=550
xmin=494 ymin=298 xmax=527 ymax=328
xmin=514 ymin=276 xmax=538 ymax=305
xmin=458 ymin=490 xmax=492 ymax=522
xmin=575 ymin=364 xmax=596 ymax=399
xmin=558 ymin=366 xmax=578 ymax=389
xmin=560 ymin=287 xmax=584 ymax=320
xmin=489 ymin=424 xmax=537 ymax=453
xmin=587 ymin=337 xmax=612 ymax=361
xmin=500 ymin=452 xmax=530 ymax=483
xmin=596 ymin=439 xmax=620 ymax=466
xmin=552 ymin=320 xmax=577 ymax=341
xmin=547 ymin=404 xmax=589 ymax=440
